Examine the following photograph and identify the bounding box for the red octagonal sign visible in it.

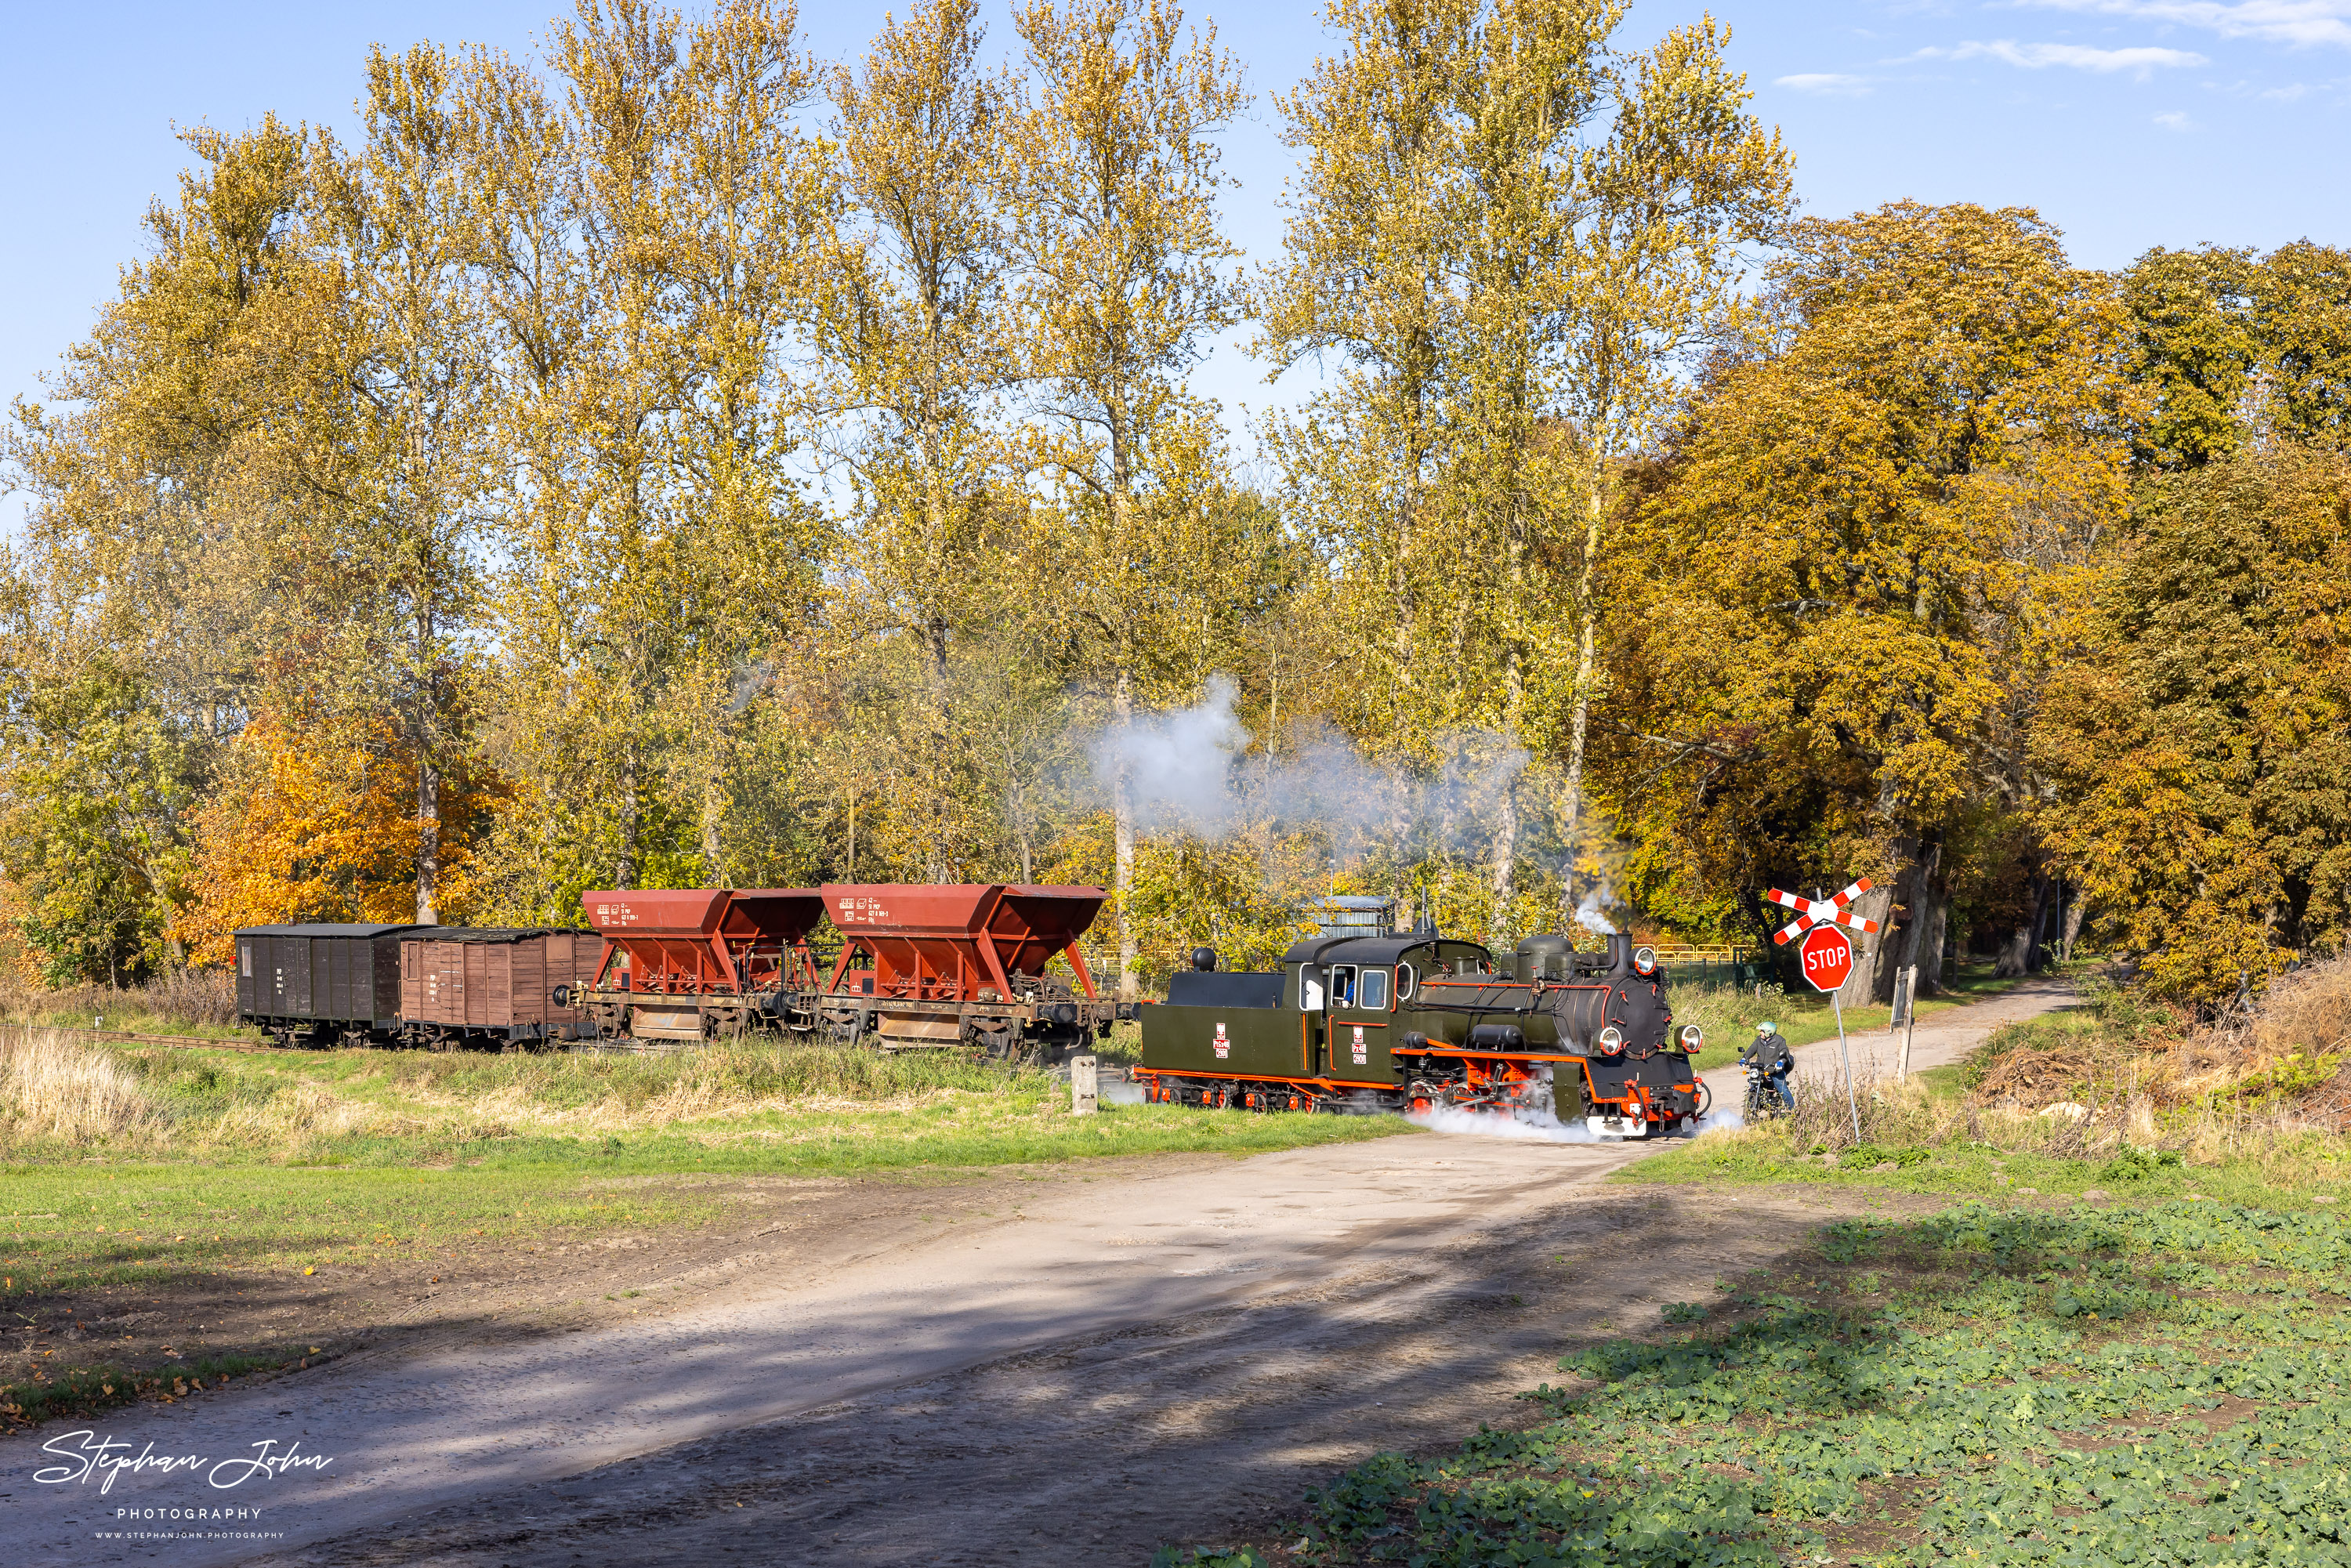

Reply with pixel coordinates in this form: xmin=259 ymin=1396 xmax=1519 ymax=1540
xmin=1799 ymin=925 xmax=1854 ymax=992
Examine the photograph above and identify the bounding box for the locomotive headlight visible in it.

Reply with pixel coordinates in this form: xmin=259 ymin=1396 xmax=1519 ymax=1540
xmin=1677 ymin=1023 xmax=1703 ymax=1052
xmin=1632 ymin=946 xmax=1658 ymax=976
xmin=1598 ymin=1027 xmax=1625 ymax=1056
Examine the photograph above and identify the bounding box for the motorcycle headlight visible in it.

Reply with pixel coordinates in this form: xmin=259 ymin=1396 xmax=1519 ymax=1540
xmin=1598 ymin=1027 xmax=1624 ymax=1056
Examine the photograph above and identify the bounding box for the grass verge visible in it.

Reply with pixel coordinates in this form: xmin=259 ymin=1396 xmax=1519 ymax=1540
xmin=0 ymin=1032 xmax=1412 ymax=1298
xmin=1168 ymin=1194 xmax=2351 ymax=1566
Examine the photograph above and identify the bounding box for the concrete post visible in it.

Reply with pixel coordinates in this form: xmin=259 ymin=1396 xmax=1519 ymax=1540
xmin=1897 ymin=966 xmax=1918 ymax=1078
xmin=1070 ymin=1053 xmax=1099 ymax=1116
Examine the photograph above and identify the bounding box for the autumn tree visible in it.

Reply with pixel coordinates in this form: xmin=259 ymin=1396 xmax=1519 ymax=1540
xmin=1260 ymin=0 xmax=1788 ymax=937
xmin=1009 ymin=0 xmax=1249 ymax=996
xmin=1601 ymin=203 xmax=2137 ymax=1000
xmin=2124 ymin=241 xmax=2351 ymax=469
xmin=2035 ymin=445 xmax=2351 ymax=1002
xmin=813 ymin=0 xmax=1020 ymax=882
xmin=468 ymin=0 xmax=831 ymax=918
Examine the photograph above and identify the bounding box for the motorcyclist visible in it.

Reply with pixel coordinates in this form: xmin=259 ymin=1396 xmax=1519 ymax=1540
xmin=1740 ymin=1020 xmax=1795 ymax=1112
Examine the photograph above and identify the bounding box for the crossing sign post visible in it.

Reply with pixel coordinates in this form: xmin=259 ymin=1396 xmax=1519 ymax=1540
xmin=1769 ymin=879 xmax=1873 ymax=1142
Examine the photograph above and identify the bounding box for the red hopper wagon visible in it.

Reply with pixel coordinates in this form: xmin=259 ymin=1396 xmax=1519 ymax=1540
xmin=819 ymin=883 xmax=1118 ymax=1062
xmin=574 ymin=888 xmax=828 ymax=1043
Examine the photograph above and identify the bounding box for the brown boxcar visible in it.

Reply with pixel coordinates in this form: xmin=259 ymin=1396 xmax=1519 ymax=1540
xmin=234 ymin=923 xmax=430 ymax=1047
xmin=397 ymin=928 xmax=599 ymax=1050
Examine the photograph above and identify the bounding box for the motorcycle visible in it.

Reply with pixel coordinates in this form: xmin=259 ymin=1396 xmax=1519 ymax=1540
xmin=1742 ymin=1059 xmax=1793 ymax=1119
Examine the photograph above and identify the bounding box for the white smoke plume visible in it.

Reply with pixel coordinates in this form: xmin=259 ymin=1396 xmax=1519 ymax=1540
xmin=1573 ymin=885 xmax=1617 ymax=936
xmin=1087 ymin=675 xmax=1528 ymax=856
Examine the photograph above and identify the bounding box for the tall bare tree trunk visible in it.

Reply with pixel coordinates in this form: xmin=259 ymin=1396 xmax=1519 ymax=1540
xmin=1112 ymin=663 xmax=1137 ymax=1002
xmin=1494 ymin=492 xmax=1527 ymax=941
xmin=925 ymin=607 xmax=951 ymax=882
xmin=1894 ymin=837 xmax=1946 ymax=997
xmin=1559 ymin=473 xmax=1608 ymax=929
xmin=415 ymin=756 xmax=440 ymax=924
xmin=1996 ymin=870 xmax=2053 ymax=978
xmin=616 ymin=743 xmax=641 ymax=891
xmin=414 ymin=602 xmax=440 ymax=925
xmin=1834 ymin=879 xmax=1897 ymax=1010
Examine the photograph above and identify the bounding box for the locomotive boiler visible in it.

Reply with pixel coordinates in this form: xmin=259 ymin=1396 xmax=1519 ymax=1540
xmin=1136 ymin=931 xmax=1704 ymax=1138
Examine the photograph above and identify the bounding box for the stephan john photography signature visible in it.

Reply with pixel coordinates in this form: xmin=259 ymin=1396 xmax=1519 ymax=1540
xmin=34 ymin=1431 xmax=334 ymax=1494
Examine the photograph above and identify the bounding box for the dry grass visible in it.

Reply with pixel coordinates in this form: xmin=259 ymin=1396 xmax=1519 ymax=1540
xmin=0 ymin=1033 xmax=1075 ymax=1159
xmin=0 ymin=969 xmax=240 ymax=1032
xmin=1960 ymin=956 xmax=2351 ymax=1133
xmin=0 ymin=1029 xmax=161 ymax=1141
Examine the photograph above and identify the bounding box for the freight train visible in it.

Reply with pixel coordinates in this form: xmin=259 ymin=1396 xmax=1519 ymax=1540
xmin=233 ymin=882 xmax=1121 ymax=1062
xmin=235 ymin=888 xmax=1697 ymax=1141
xmin=1134 ymin=930 xmax=1708 ymax=1139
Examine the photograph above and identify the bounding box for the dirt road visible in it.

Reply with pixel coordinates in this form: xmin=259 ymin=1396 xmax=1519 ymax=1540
xmin=6 ymin=977 xmax=2073 ymax=1566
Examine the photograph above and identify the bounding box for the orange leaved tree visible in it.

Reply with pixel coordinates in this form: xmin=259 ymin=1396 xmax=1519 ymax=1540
xmin=173 ymin=716 xmax=508 ymax=965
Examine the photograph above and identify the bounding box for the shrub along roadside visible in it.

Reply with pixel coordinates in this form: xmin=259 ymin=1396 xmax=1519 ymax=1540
xmin=1172 ymin=1198 xmax=2351 ymax=1566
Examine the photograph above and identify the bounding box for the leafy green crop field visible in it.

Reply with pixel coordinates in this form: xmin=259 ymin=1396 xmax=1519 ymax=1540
xmin=1175 ymin=1197 xmax=2351 ymax=1566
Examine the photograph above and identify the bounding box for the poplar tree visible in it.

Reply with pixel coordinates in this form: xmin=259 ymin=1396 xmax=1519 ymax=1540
xmin=1009 ymin=0 xmax=1248 ymax=997
xmin=815 ymin=0 xmax=1018 ymax=882
xmin=330 ymin=42 xmax=498 ymax=922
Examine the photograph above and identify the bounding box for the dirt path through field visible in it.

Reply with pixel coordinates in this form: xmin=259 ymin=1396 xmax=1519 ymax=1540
xmin=5 ymin=976 xmax=2074 ymax=1566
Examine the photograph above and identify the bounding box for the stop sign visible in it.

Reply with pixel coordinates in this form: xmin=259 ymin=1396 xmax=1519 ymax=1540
xmin=1799 ymin=925 xmax=1854 ymax=992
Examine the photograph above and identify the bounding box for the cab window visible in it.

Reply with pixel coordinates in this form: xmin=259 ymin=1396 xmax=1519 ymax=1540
xmin=1359 ymin=969 xmax=1390 ymax=1009
xmin=1328 ymin=965 xmax=1357 ymax=1008
xmin=1396 ymin=962 xmax=1415 ymax=1000
xmin=1299 ymin=967 xmax=1325 ymax=1011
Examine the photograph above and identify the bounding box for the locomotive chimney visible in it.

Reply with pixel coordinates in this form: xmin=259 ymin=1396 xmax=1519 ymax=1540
xmin=1606 ymin=933 xmax=1632 ymax=979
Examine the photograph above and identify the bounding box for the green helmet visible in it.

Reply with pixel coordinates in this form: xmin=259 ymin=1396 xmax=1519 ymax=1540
xmin=1757 ymin=1020 xmax=1777 ymax=1033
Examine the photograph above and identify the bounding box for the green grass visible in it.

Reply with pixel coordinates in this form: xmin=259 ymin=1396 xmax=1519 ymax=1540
xmin=0 ymin=1038 xmax=1414 ymax=1300
xmin=0 ymin=1346 xmax=310 ymax=1429
xmin=9 ymin=1005 xmax=259 ymax=1042
xmin=1624 ymin=1122 xmax=2351 ymax=1211
xmin=1197 ymin=1196 xmax=2351 ymax=1566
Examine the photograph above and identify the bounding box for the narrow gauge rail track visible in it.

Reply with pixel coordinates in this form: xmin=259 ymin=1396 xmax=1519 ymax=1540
xmin=0 ymin=1021 xmax=275 ymax=1054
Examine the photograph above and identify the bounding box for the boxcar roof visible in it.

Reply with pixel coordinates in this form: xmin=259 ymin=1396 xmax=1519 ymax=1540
xmin=234 ymin=923 xmax=431 ymax=937
xmin=407 ymin=926 xmax=583 ymax=943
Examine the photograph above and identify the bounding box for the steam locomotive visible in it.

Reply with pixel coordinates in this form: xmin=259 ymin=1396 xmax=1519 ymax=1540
xmin=1136 ymin=931 xmax=1706 ymax=1139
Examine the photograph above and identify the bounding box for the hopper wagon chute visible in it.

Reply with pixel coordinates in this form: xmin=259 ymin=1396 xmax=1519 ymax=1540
xmin=574 ymin=888 xmax=828 ymax=1044
xmin=819 ymin=882 xmax=1117 ymax=1062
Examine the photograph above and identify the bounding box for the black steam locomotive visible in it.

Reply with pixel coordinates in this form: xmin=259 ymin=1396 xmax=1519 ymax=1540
xmin=1136 ymin=932 xmax=1704 ymax=1139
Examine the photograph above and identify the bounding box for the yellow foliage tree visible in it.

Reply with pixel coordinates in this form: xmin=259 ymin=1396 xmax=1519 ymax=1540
xmin=174 ymin=717 xmax=509 ymax=965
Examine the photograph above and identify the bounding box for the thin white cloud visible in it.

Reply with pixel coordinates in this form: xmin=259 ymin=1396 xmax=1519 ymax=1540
xmin=1910 ymin=39 xmax=2210 ymax=73
xmin=1777 ymin=72 xmax=1877 ymax=94
xmin=2262 ymin=79 xmax=2313 ymax=95
xmin=2016 ymin=2 xmax=2351 ymax=49
xmin=2153 ymin=108 xmax=2199 ymax=125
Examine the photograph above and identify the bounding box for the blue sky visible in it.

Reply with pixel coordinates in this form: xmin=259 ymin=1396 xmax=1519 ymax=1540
xmin=4 ymin=0 xmax=2346 ymax=519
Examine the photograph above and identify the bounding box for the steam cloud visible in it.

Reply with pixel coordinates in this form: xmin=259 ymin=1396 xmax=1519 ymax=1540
xmin=1087 ymin=676 xmax=1530 ymax=859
